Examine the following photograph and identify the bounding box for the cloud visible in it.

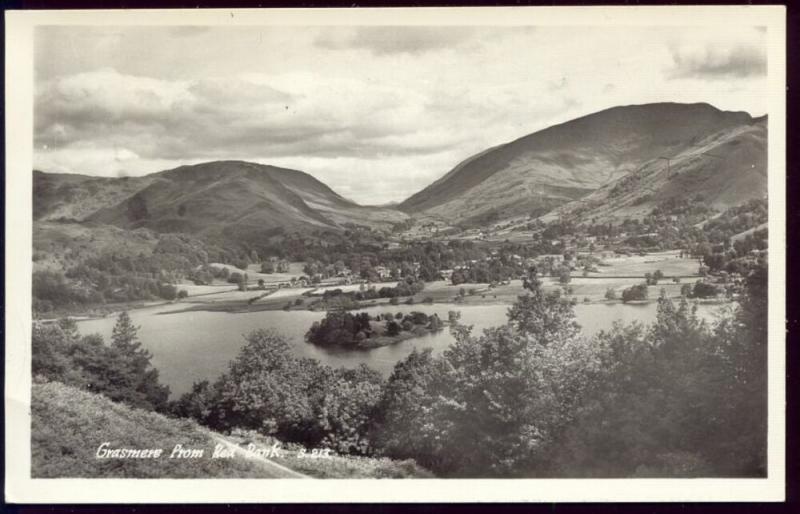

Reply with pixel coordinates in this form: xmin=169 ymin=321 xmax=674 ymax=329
xmin=32 ymin=25 xmax=770 ymax=204
xmin=314 ymin=26 xmax=476 ymax=55
xmin=668 ymin=42 xmax=766 ymax=79
xmin=34 ymin=68 xmax=470 ymax=166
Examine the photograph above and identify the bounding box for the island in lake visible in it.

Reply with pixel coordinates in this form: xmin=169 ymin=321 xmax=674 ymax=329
xmin=306 ymin=310 xmax=445 ymax=349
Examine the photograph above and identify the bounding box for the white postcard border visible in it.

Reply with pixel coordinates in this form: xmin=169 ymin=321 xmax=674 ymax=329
xmin=4 ymin=6 xmax=786 ymax=503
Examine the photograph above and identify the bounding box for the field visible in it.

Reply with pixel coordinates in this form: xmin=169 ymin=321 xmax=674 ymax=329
xmin=163 ymin=250 xmax=709 ymax=315
xmin=208 ymin=261 xmax=307 ymax=284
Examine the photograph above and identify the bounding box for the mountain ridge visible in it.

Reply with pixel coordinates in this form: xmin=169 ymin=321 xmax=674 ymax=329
xmin=34 ymin=161 xmax=409 ymax=239
xmin=34 ymin=102 xmax=767 ymax=237
xmin=399 ymin=102 xmax=760 ymax=224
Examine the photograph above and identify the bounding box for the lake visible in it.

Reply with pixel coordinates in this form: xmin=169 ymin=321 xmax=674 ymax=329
xmin=77 ymin=300 xmax=726 ymax=397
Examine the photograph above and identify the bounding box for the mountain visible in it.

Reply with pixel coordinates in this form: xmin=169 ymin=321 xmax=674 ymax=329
xmin=543 ymin=115 xmax=767 ymax=224
xmin=399 ymin=103 xmax=760 ymax=225
xmin=34 ymin=161 xmax=408 ymax=239
xmin=33 ymin=171 xmax=155 ymax=222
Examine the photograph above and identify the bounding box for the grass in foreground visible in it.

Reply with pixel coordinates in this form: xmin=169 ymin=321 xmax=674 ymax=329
xmin=31 ymin=381 xmax=430 ymax=478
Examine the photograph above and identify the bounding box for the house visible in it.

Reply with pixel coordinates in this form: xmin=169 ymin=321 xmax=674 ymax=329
xmin=439 ymin=269 xmax=455 ymax=280
xmin=374 ymin=266 xmax=392 ymax=280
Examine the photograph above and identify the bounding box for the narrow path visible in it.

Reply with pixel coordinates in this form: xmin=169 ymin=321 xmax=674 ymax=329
xmin=211 ymin=435 xmax=310 ymax=479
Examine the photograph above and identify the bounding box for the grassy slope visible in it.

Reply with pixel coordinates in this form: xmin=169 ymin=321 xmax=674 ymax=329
xmin=36 ymin=161 xmax=408 ymax=240
xmin=545 ymin=119 xmax=767 ymax=224
xmin=400 ymin=103 xmax=755 ymax=224
xmin=33 ymin=170 xmax=154 ymax=222
xmin=31 ymin=381 xmax=430 ymax=478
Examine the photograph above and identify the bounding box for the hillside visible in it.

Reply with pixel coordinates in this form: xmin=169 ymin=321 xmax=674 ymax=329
xmin=34 ymin=161 xmax=408 ymax=239
xmin=33 ymin=170 xmax=154 ymax=222
xmin=33 ymin=221 xmax=160 ymax=273
xmin=399 ymin=103 xmax=758 ymax=225
xmin=31 ymin=381 xmax=431 ymax=478
xmin=544 ymin=116 xmax=767 ymax=224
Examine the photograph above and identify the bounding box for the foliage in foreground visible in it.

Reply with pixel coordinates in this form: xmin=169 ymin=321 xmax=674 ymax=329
xmin=546 ymin=265 xmax=767 ymax=477
xmin=32 ymin=312 xmax=169 ymax=411
xmin=372 ymin=272 xmax=599 ymax=476
xmin=32 ymin=380 xmax=428 ymax=478
xmin=34 ymin=261 xmax=768 ymax=478
xmin=171 ymin=333 xmax=384 ymax=455
xmin=372 ymin=265 xmax=767 ymax=477
xmin=31 ymin=380 xmax=274 ymax=478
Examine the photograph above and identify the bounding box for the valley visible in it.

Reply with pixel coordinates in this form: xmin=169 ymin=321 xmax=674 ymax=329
xmin=30 ymin=101 xmax=772 ymax=480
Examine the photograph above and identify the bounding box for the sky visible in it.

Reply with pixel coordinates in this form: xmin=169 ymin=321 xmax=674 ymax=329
xmin=34 ymin=24 xmax=768 ymax=205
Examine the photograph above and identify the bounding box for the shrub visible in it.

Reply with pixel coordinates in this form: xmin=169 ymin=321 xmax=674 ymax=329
xmin=691 ymin=281 xmax=720 ymax=299
xmin=621 ymin=284 xmax=649 ymax=303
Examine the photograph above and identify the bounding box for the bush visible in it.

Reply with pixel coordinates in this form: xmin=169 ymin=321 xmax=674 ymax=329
xmin=621 ymin=284 xmax=649 ymax=303
xmin=690 ymin=281 xmax=720 ymax=299
xmin=386 ymin=321 xmax=401 ymax=337
xmin=176 ymin=330 xmax=384 ymax=454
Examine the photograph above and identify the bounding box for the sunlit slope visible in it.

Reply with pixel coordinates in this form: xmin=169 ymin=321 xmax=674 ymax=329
xmin=545 ymin=116 xmax=767 ymax=223
xmin=400 ymin=103 xmax=757 ymax=225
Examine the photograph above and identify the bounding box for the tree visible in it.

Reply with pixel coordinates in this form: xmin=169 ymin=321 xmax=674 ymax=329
xmin=209 ymin=329 xmax=324 ymax=439
xmin=428 ymin=314 xmax=443 ymax=331
xmin=108 ymin=312 xmax=170 ymax=411
xmin=386 ymin=320 xmax=401 ymax=336
xmin=374 ymin=268 xmax=597 ymax=476
xmin=188 ymin=330 xmax=384 ymax=454
xmin=621 ymin=284 xmax=648 ymax=303
xmin=507 ymin=269 xmax=580 ymax=346
xmin=691 ymin=281 xmax=720 ymax=299
xmin=549 ymin=280 xmax=767 ymax=477
xmin=605 ymin=288 xmax=617 ymax=301
xmin=237 ymin=273 xmax=248 ymax=292
xmin=32 ymin=314 xmax=169 ymax=412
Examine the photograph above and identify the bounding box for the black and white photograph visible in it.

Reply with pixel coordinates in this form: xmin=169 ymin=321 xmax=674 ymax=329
xmin=4 ymin=6 xmax=786 ymax=503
